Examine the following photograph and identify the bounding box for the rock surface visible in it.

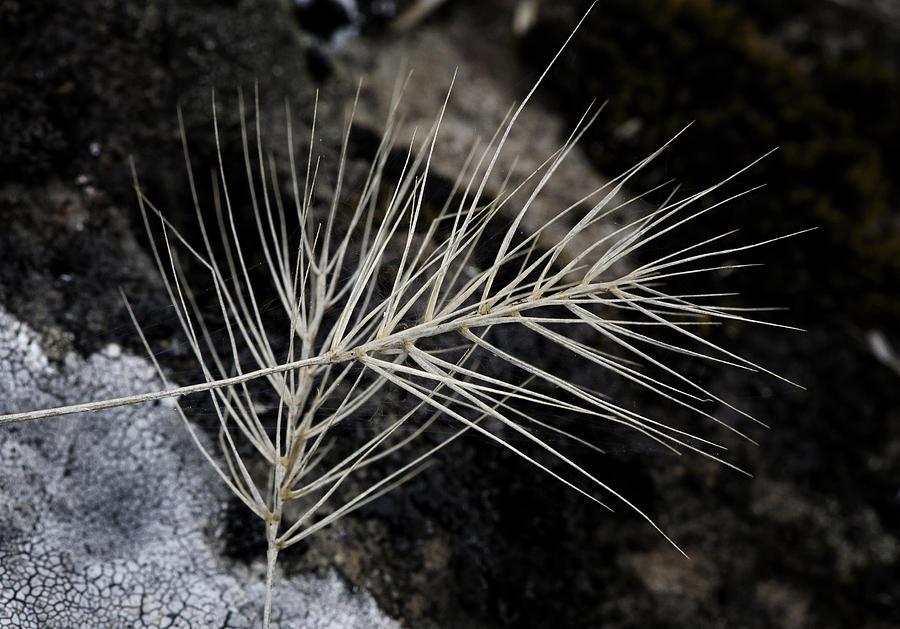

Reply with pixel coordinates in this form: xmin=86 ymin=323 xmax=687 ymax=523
xmin=0 ymin=310 xmax=400 ymax=629
xmin=2 ymin=1 xmax=899 ymax=628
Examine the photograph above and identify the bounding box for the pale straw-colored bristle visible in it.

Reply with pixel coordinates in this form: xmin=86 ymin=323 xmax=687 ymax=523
xmin=0 ymin=3 xmax=804 ymax=626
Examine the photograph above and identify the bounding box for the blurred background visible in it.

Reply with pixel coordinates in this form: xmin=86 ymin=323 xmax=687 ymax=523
xmin=1 ymin=0 xmax=898 ymax=627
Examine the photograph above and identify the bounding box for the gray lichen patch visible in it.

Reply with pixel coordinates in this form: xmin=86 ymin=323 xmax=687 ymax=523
xmin=0 ymin=310 xmax=399 ymax=629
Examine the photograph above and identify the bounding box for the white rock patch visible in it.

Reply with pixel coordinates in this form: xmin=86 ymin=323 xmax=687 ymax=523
xmin=0 ymin=310 xmax=399 ymax=629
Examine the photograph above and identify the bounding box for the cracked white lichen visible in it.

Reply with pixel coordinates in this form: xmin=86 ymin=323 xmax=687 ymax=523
xmin=0 ymin=309 xmax=399 ymax=629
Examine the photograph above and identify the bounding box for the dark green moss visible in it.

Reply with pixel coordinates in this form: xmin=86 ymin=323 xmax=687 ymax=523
xmin=520 ymin=0 xmax=900 ymax=327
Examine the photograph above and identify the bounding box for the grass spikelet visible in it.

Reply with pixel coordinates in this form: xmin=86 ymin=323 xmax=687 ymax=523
xmin=0 ymin=6 xmax=804 ymax=626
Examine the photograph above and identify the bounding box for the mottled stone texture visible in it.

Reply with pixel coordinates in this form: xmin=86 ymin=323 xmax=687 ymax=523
xmin=0 ymin=310 xmax=399 ymax=629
